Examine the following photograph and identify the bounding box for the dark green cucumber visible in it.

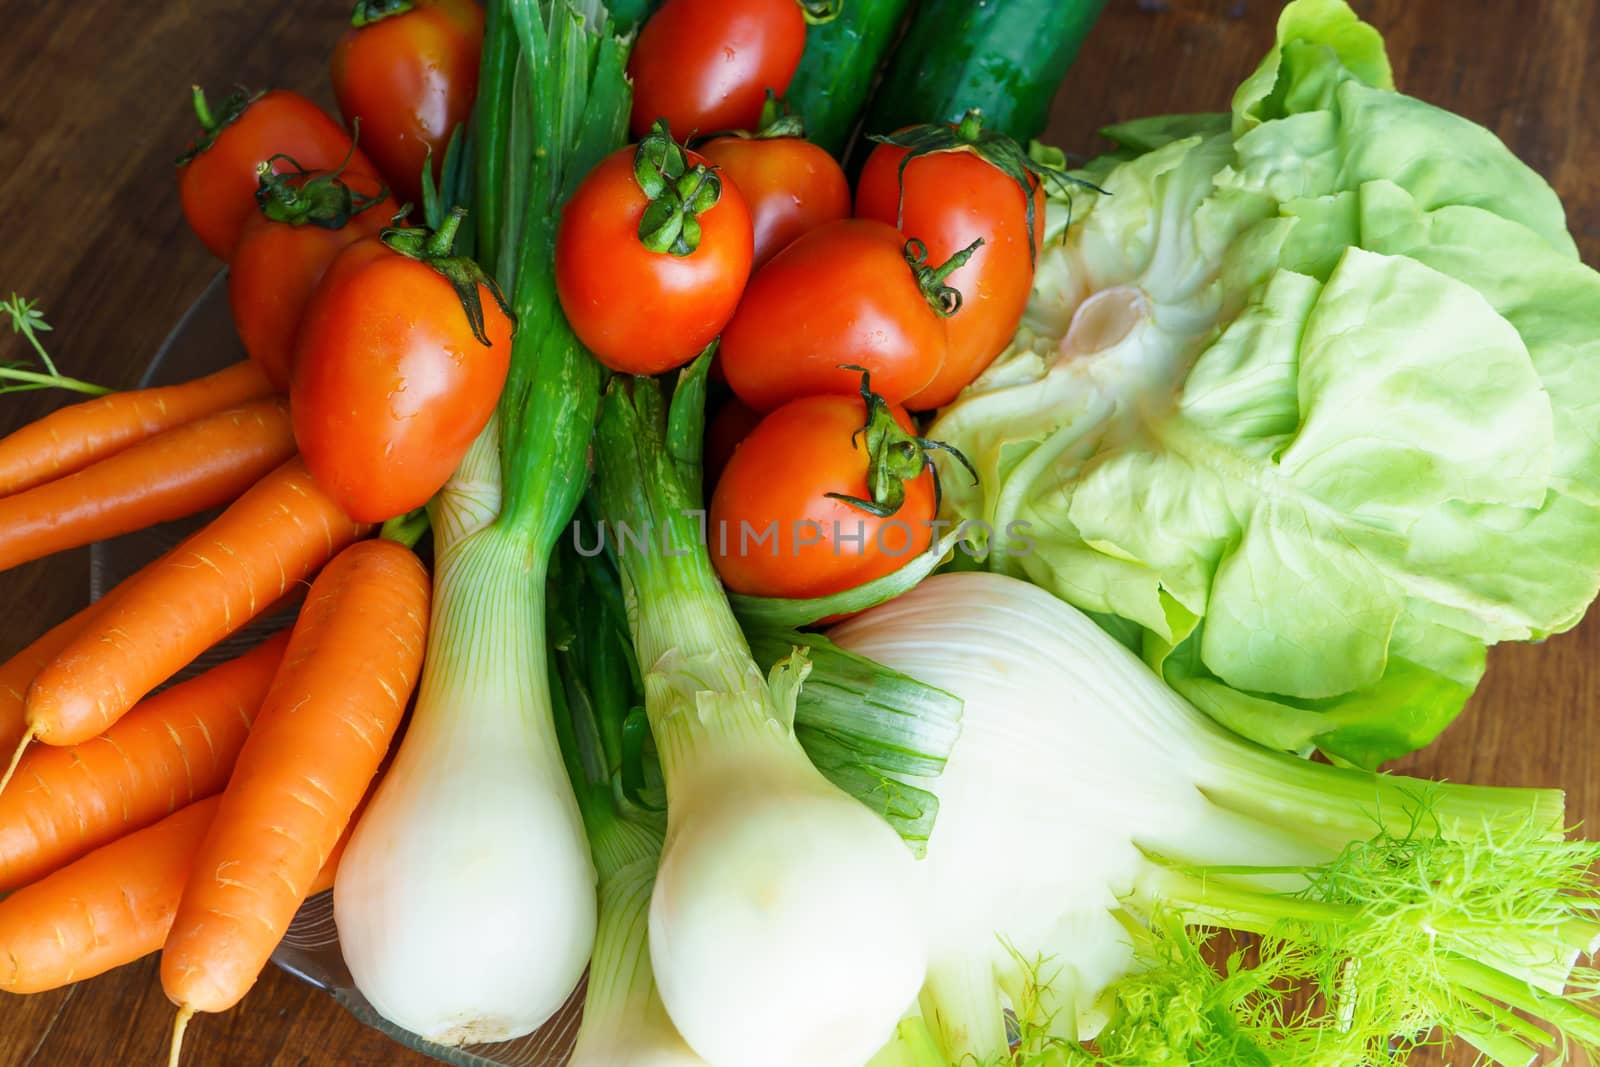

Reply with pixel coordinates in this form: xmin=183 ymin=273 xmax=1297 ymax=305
xmin=862 ymin=0 xmax=1108 ymax=145
xmin=786 ymin=0 xmax=915 ymax=156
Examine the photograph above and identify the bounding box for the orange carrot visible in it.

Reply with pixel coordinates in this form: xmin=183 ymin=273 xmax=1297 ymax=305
xmin=0 ymin=791 xmax=345 ymax=995
xmin=0 ymin=609 xmax=88 ymax=761
xmin=0 ymin=361 xmax=274 ymax=498
xmin=0 ymin=546 xmax=181 ymax=759
xmin=307 ymin=822 xmax=351 ymax=898
xmin=0 ymin=630 xmax=290 ymax=894
xmin=305 ymin=733 xmax=396 ymax=899
xmin=0 ymin=795 xmax=219 ymax=994
xmin=0 ymin=398 xmax=296 ymax=574
xmin=20 ymin=457 xmax=370 ymax=754
xmin=162 ymin=539 xmax=428 ymax=1028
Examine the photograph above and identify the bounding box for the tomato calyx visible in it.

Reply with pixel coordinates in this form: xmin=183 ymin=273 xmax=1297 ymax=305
xmin=869 ymin=108 xmax=1100 ymax=264
xmin=634 ymin=120 xmax=725 ymax=257
xmin=825 ymin=367 xmax=977 ymax=518
xmin=904 ymin=236 xmax=983 ymax=318
xmin=350 ymin=0 xmax=414 ymax=28
xmin=253 ymin=144 xmax=387 ymax=230
xmin=751 ymin=90 xmax=807 ymax=140
xmin=176 ymin=85 xmax=263 ymax=165
xmin=796 ymin=0 xmax=843 ymax=25
xmin=381 ymin=206 xmax=514 ymax=346
xmin=695 ymin=90 xmax=808 ymax=144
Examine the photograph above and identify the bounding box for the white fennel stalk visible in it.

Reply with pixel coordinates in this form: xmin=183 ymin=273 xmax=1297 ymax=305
xmin=833 ymin=572 xmax=1599 ymax=1067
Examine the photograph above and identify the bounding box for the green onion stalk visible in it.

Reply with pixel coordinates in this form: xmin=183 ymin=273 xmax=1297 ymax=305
xmin=329 ymin=0 xmax=634 ymax=1047
xmin=548 ymin=523 xmax=706 ymax=1067
xmin=590 ymin=359 xmax=931 ymax=1067
xmin=552 ymin=477 xmax=966 ymax=1065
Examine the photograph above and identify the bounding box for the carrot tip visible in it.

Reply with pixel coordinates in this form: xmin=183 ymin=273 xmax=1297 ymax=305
xmin=0 ymin=725 xmax=35 ymax=800
xmin=169 ymin=1004 xmax=195 ymax=1067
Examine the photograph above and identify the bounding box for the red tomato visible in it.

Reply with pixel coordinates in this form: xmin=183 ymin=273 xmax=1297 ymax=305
xmin=177 ymin=88 xmax=379 ymax=260
xmin=700 ymin=135 xmax=850 ymax=267
xmin=628 ymin=0 xmax=806 ymax=139
xmin=330 ymin=0 xmax=483 ymax=209
xmin=229 ymin=169 xmax=397 ymax=391
xmin=709 ymin=391 xmax=936 ymax=599
xmin=719 ymin=218 xmax=948 ymax=411
xmin=556 ymin=141 xmax=753 ymax=375
xmin=704 ymin=395 xmax=764 ymax=490
xmin=855 ymin=136 xmax=1045 ymax=411
xmin=290 ymin=213 xmax=512 ymax=522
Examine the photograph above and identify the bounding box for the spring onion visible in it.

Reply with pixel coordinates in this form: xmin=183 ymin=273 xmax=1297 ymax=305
xmin=332 ymin=0 xmax=630 ymax=1045
xmin=592 ymin=361 xmax=929 ymax=1067
xmin=548 ymin=530 xmax=705 ymax=1067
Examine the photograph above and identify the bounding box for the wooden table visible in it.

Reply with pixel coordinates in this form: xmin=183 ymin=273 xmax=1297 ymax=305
xmin=1 ymin=0 xmax=1595 ymax=1063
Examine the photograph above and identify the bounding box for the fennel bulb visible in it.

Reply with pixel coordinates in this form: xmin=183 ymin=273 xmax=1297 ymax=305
xmin=930 ymin=0 xmax=1600 ymax=767
xmin=593 ymin=367 xmax=928 ymax=1067
xmin=832 ymin=572 xmax=1600 ymax=1066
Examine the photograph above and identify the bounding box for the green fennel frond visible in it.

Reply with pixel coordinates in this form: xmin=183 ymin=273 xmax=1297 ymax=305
xmin=1082 ymin=817 xmax=1600 ymax=1067
xmin=1000 ymin=941 xmax=1077 ymax=1067
xmin=0 ymin=294 xmax=109 ymax=396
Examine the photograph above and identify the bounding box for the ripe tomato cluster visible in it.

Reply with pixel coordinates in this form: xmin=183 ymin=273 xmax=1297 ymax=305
xmin=178 ymin=0 xmax=1051 ymax=593
xmin=552 ymin=0 xmax=1049 ymax=602
xmin=179 ymin=0 xmax=501 ymax=524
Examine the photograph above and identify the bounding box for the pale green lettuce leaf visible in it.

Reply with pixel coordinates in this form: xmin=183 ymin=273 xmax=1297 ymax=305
xmin=1277 ymin=248 xmax=1551 ymax=517
xmin=1160 ymin=618 xmax=1484 ymax=767
xmin=986 ymin=248 xmax=1548 ymax=710
xmin=1232 ymin=0 xmax=1393 ymax=134
xmin=931 ymin=0 xmax=1597 ymax=766
xmin=936 ymin=132 xmax=1281 ymax=551
xmin=1284 ymin=180 xmax=1600 ymax=502
xmin=1272 ymin=182 xmax=1600 ymax=641
xmin=1202 ymin=497 xmax=1402 ymax=699
xmin=1223 ymin=81 xmax=1578 ymax=258
xmin=1101 ymin=114 xmax=1230 ymax=155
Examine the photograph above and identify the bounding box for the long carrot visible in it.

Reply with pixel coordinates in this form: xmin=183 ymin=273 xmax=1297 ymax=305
xmin=305 ymin=733 xmax=397 ymax=899
xmin=0 ymin=546 xmax=181 ymax=759
xmin=0 ymin=795 xmax=220 ymax=994
xmin=161 ymin=539 xmax=428 ymax=1045
xmin=0 ymin=791 xmax=346 ymax=995
xmin=0 ymin=630 xmax=289 ymax=893
xmin=0 ymin=361 xmax=274 ymax=497
xmin=1 ymin=610 xmax=89 ymax=761
xmin=19 ymin=457 xmax=369 ymax=756
xmin=0 ymin=398 xmax=295 ymax=573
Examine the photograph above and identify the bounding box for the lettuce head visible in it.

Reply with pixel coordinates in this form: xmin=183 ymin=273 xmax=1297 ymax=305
xmin=930 ymin=0 xmax=1600 ymax=766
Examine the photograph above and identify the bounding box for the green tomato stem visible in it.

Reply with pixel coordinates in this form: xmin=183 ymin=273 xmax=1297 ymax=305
xmin=905 ymin=236 xmax=983 ymax=317
xmin=797 ymin=0 xmax=843 ymax=25
xmin=427 ymin=206 xmax=466 ymax=257
xmin=351 ymin=0 xmax=414 ymax=29
xmin=191 ymin=85 xmax=215 ymax=130
xmin=823 ymin=366 xmax=976 ymax=519
xmin=378 ymin=508 xmax=431 ymax=548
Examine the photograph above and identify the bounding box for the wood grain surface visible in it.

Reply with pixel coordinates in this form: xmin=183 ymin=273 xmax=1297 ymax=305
xmin=1 ymin=0 xmax=1596 ymax=1064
